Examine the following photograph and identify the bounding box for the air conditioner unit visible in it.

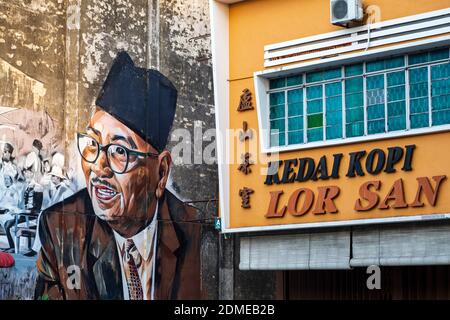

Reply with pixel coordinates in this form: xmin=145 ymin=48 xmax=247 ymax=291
xmin=330 ymin=0 xmax=363 ymax=26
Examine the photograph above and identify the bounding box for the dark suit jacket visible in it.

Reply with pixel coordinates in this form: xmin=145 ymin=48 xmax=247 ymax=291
xmin=34 ymin=188 xmax=202 ymax=300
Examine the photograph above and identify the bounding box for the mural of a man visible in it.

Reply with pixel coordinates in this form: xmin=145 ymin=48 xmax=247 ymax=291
xmin=0 ymin=174 xmax=20 ymax=242
xmin=2 ymin=165 xmax=43 ymax=253
xmin=0 ymin=143 xmax=18 ymax=185
xmin=42 ymin=165 xmax=73 ymax=209
xmin=35 ymin=52 xmax=201 ymax=300
xmin=25 ymin=139 xmax=43 ymax=179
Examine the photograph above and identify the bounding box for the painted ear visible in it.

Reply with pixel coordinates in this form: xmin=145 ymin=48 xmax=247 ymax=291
xmin=156 ymin=180 xmax=166 ymax=199
xmin=155 ymin=151 xmax=171 ymax=199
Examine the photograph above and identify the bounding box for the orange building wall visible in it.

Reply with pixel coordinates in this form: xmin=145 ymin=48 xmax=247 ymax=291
xmin=227 ymin=0 xmax=450 ymax=229
xmin=229 ymin=0 xmax=450 ymax=80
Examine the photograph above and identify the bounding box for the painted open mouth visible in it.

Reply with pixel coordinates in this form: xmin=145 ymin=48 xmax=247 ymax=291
xmin=92 ymin=183 xmax=119 ymax=202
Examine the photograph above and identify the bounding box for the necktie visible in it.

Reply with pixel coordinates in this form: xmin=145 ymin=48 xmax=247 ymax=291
xmin=123 ymin=239 xmax=143 ymax=300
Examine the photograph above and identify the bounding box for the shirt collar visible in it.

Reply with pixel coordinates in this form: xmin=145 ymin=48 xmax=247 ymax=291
xmin=113 ymin=202 xmax=159 ymax=261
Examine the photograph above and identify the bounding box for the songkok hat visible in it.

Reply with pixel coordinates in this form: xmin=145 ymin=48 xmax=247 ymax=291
xmin=96 ymin=51 xmax=177 ymax=152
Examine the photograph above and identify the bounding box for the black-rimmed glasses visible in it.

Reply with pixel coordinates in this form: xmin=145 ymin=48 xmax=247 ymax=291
xmin=77 ymin=133 xmax=159 ymax=174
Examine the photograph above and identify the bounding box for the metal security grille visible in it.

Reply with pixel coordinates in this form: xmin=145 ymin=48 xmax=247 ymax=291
xmin=285 ymin=266 xmax=450 ymax=300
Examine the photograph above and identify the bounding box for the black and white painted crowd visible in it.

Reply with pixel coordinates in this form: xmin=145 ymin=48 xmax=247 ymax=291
xmin=0 ymin=139 xmax=76 ymax=256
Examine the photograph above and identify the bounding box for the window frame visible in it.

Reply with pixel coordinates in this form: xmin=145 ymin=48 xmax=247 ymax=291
xmin=260 ymin=46 xmax=450 ymax=153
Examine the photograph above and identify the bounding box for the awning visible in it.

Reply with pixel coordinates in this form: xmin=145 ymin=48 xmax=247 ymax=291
xmin=240 ymin=221 xmax=450 ymax=270
xmin=239 ymin=230 xmax=351 ymax=270
xmin=351 ymin=222 xmax=450 ymax=267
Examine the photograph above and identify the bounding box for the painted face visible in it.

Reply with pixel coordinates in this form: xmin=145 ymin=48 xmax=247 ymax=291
xmin=4 ymin=176 xmax=12 ymax=188
xmin=44 ymin=162 xmax=51 ymax=173
xmin=24 ymin=169 xmax=34 ymax=182
xmin=2 ymin=148 xmax=11 ymax=161
xmin=81 ymin=109 xmax=160 ymax=226
xmin=51 ymin=175 xmax=62 ymax=186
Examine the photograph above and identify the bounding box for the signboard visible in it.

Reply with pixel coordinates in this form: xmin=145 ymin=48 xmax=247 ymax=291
xmin=227 ymin=131 xmax=450 ymax=232
xmin=210 ymin=1 xmax=450 ymax=233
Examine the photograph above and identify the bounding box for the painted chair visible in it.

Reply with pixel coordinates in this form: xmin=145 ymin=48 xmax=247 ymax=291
xmin=13 ymin=191 xmax=43 ymax=254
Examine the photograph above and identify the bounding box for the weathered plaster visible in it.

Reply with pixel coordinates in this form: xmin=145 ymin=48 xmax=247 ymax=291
xmin=0 ymin=0 xmax=221 ymax=300
xmin=0 ymin=59 xmax=46 ymax=110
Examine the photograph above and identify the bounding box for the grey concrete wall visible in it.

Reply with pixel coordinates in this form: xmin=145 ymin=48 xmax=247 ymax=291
xmin=0 ymin=0 xmax=219 ymax=300
xmin=0 ymin=0 xmax=278 ymax=301
xmin=0 ymin=0 xmax=65 ymax=123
